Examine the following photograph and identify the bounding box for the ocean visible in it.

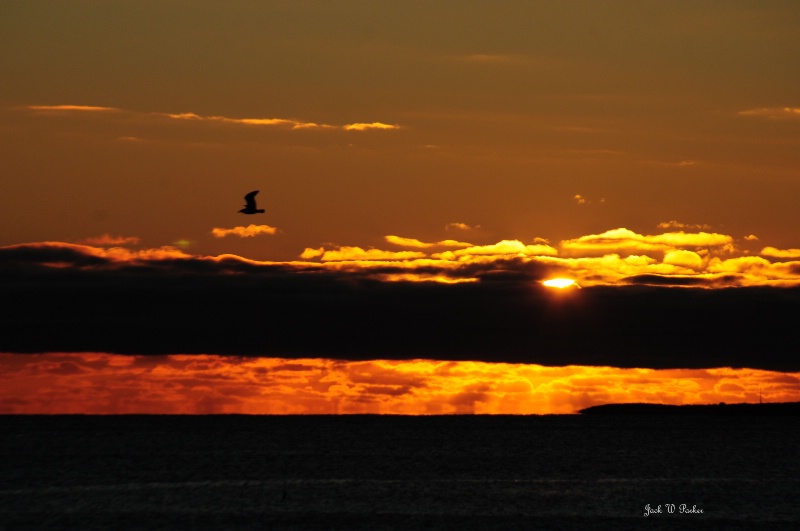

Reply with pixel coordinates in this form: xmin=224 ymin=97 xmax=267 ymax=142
xmin=1 ymin=414 xmax=798 ymax=530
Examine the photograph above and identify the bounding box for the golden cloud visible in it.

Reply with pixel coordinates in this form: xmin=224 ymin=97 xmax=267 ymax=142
xmin=385 ymin=235 xmax=433 ymax=248
xmin=385 ymin=235 xmax=472 ymax=249
xmin=211 ymin=224 xmax=278 ymax=238
xmin=663 ymin=250 xmax=704 ymax=270
xmin=436 ymin=240 xmax=558 ymax=258
xmin=7 ymin=225 xmax=800 ymax=287
xmin=343 ymin=122 xmax=400 ymax=131
xmin=309 ymin=246 xmax=427 ymax=262
xmin=761 ymin=247 xmax=800 ymax=259
xmin=561 ymin=228 xmax=733 ymax=254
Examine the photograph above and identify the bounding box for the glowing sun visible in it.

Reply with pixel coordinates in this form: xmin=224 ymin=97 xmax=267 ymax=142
xmin=543 ymin=278 xmax=579 ymax=289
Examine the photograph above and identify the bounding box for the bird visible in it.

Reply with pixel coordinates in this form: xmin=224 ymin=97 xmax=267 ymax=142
xmin=238 ymin=190 xmax=265 ymax=214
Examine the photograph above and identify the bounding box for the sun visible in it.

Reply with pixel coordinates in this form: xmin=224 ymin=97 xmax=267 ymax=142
xmin=543 ymin=278 xmax=579 ymax=289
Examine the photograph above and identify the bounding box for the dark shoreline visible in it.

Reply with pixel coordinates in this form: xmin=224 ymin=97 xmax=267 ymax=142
xmin=579 ymin=401 xmax=800 ymax=415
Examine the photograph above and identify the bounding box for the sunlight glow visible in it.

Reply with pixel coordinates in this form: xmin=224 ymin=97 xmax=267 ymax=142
xmin=543 ymin=278 xmax=578 ymax=289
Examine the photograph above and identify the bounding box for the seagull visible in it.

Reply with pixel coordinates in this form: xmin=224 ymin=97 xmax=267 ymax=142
xmin=238 ymin=190 xmax=265 ymax=214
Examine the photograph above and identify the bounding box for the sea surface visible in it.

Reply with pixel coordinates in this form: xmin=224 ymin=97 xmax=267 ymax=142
xmin=1 ymin=414 xmax=798 ymax=530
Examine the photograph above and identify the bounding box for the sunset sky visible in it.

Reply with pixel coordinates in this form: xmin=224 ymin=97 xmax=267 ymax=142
xmin=2 ymin=1 xmax=799 ymax=413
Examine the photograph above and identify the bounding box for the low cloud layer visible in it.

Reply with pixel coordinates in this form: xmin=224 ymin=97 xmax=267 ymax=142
xmin=2 ymin=236 xmax=799 ymax=371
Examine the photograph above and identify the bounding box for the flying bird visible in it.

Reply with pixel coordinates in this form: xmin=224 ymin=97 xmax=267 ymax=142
xmin=238 ymin=190 xmax=265 ymax=214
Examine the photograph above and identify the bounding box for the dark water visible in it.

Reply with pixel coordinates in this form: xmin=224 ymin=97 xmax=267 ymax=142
xmin=1 ymin=414 xmax=798 ymax=530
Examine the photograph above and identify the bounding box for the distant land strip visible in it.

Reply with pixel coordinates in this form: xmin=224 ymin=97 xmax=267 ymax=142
xmin=579 ymin=401 xmax=800 ymax=415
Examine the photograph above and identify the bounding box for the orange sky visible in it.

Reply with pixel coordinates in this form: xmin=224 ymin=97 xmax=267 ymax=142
xmin=1 ymin=2 xmax=800 ymax=261
xmin=2 ymin=354 xmax=798 ymax=415
xmin=2 ymin=3 xmax=799 ymax=414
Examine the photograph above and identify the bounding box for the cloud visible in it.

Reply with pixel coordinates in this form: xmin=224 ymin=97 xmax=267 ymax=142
xmin=385 ymin=235 xmax=471 ymax=249
xmin=658 ymin=221 xmax=712 ymax=231
xmin=384 ymin=236 xmax=433 ymax=249
xmin=304 ymin=246 xmax=427 ymax=262
xmin=342 ymin=122 xmax=400 ymax=131
xmin=435 ymin=240 xmax=558 ymax=258
xmin=561 ymin=228 xmax=733 ymax=254
xmin=211 ymin=224 xmax=278 ymax=238
xmin=663 ymin=250 xmax=704 ymax=270
xmin=761 ymin=247 xmax=800 ymax=259
xmin=21 ymin=104 xmax=400 ymax=132
xmin=445 ymin=222 xmax=479 ymax=231
xmin=574 ymin=194 xmax=605 ymax=205
xmin=78 ymin=234 xmax=141 ymax=246
xmin=24 ymin=104 xmax=120 ymax=112
xmin=165 ymin=112 xmax=331 ymax=130
xmin=738 ymin=107 xmax=800 ymax=119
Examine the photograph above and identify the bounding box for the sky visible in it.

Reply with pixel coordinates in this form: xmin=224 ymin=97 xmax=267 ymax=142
xmin=1 ymin=1 xmax=799 ymax=413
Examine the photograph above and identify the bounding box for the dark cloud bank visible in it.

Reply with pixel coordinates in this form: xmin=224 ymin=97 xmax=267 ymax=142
xmin=1 ymin=244 xmax=798 ymax=371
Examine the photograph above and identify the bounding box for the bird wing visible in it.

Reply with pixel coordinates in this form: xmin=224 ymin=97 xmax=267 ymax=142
xmin=243 ymin=190 xmax=259 ymax=209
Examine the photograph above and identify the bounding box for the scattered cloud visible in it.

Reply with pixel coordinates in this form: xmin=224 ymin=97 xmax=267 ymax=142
xmin=745 ymin=234 xmax=759 ymax=241
xmin=211 ymin=224 xmax=278 ymax=238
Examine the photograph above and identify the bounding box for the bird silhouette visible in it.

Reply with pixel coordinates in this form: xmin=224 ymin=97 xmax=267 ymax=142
xmin=238 ymin=190 xmax=265 ymax=214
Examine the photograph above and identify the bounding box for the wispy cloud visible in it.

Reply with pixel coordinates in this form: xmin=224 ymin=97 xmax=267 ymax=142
xmin=211 ymin=225 xmax=278 ymax=238
xmin=78 ymin=234 xmax=141 ymax=246
xmin=20 ymin=104 xmax=400 ymax=132
xmin=24 ymin=104 xmax=121 ymax=112
xmin=300 ymin=246 xmax=426 ymax=261
xmin=343 ymin=122 xmax=400 ymax=131
xmin=738 ymin=107 xmax=800 ymax=119
xmin=445 ymin=222 xmax=479 ymax=231
xmin=385 ymin=235 xmax=471 ymax=249
xmin=658 ymin=221 xmax=712 ymax=231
